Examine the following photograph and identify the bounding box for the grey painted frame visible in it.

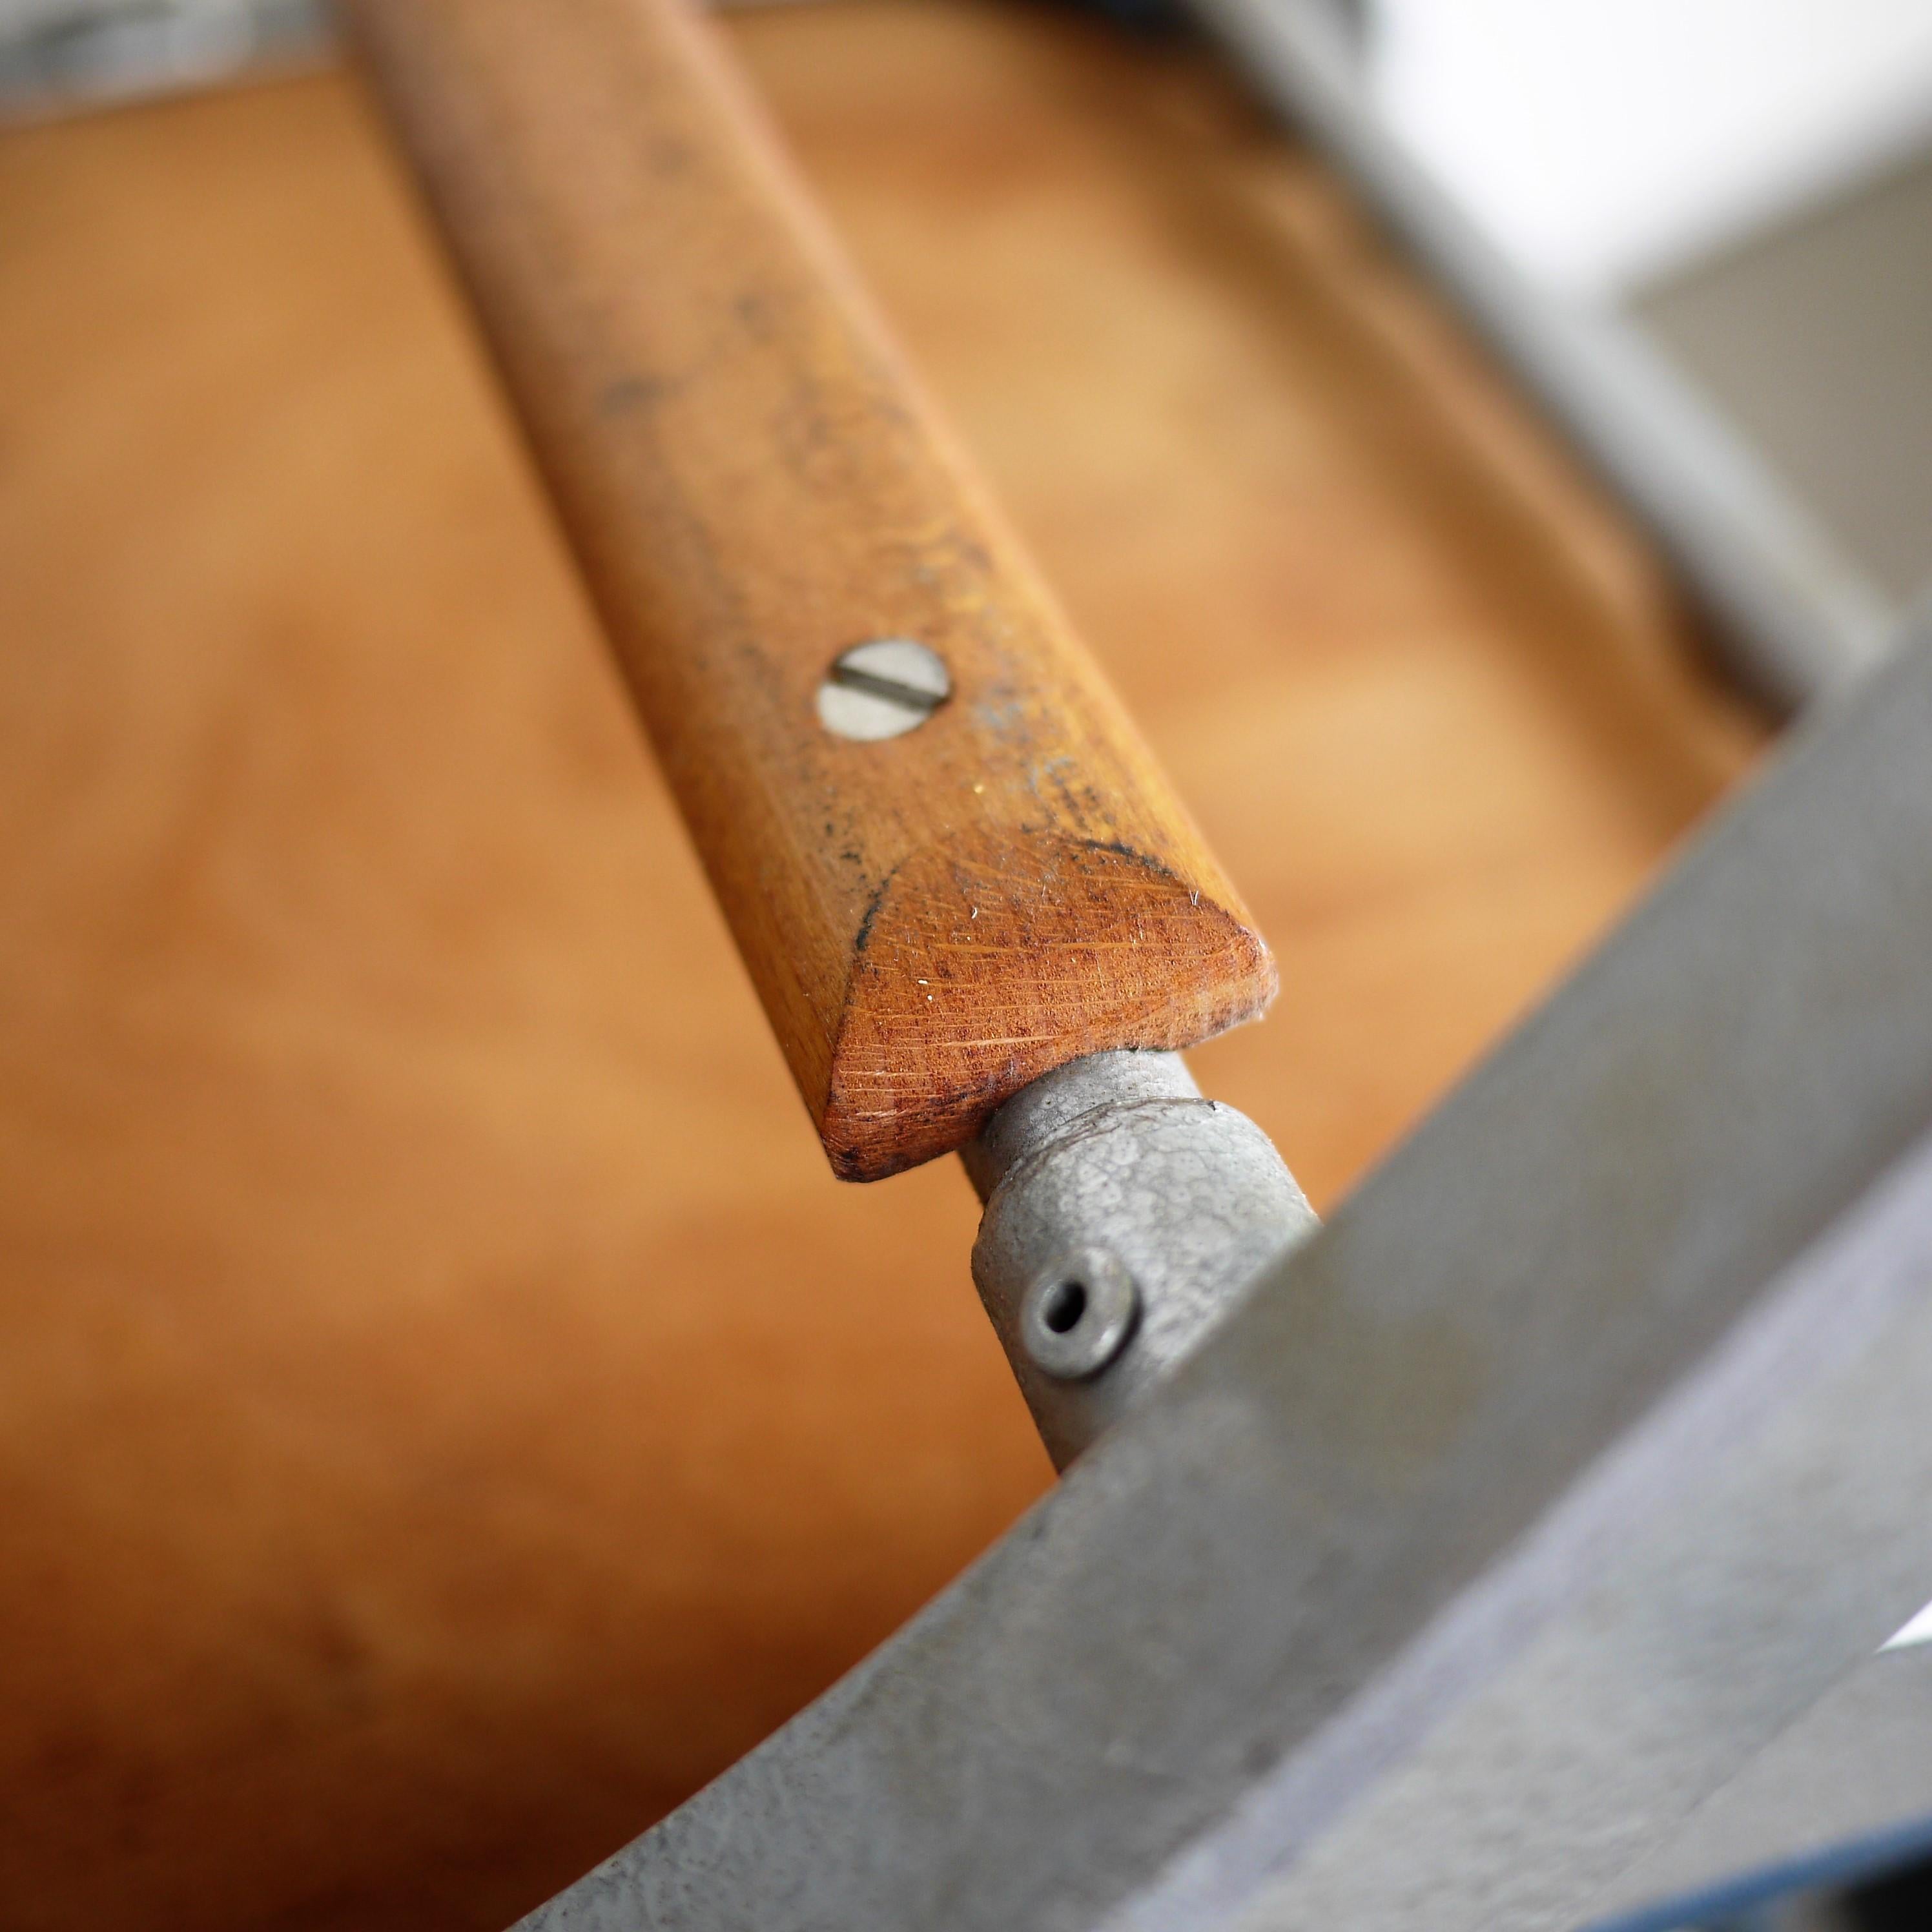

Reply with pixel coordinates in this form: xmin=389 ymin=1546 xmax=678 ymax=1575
xmin=516 ymin=626 xmax=1932 ymax=1929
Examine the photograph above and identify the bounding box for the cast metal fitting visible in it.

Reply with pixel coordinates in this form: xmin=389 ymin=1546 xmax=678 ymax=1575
xmin=964 ymin=1051 xmax=1317 ymax=1468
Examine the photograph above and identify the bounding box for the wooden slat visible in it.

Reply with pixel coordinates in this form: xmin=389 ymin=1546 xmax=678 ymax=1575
xmin=346 ymin=0 xmax=1275 ymax=1179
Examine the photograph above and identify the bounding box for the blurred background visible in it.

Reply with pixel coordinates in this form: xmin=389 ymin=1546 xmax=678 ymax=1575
xmin=0 ymin=0 xmax=1920 ymax=1926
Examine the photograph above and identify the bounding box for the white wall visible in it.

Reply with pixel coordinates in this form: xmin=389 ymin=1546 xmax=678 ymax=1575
xmin=1363 ymin=0 xmax=1932 ymax=295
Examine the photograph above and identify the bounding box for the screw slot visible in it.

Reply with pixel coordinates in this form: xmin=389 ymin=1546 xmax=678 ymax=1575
xmin=1021 ymin=1248 xmax=1137 ymax=1381
xmin=817 ymin=638 xmax=951 ymax=741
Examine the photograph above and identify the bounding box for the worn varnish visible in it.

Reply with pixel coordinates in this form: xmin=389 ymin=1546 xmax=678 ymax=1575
xmin=345 ymin=0 xmax=1277 ymax=1178
xmin=0 ymin=5 xmax=1760 ymax=1927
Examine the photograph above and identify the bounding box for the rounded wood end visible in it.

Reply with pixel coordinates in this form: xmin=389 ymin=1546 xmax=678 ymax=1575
xmin=818 ymin=834 xmax=1277 ymax=1180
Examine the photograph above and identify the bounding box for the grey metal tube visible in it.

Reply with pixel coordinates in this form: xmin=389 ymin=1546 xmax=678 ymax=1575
xmin=964 ymin=1051 xmax=1318 ymax=1468
xmin=1184 ymin=0 xmax=1897 ymax=713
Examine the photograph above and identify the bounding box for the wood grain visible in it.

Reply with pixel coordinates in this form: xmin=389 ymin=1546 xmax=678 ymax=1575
xmin=0 ymin=5 xmax=1760 ymax=1927
xmin=345 ymin=0 xmax=1276 ymax=1180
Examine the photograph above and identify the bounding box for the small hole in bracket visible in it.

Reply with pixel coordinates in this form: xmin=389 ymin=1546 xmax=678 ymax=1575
xmin=1041 ymin=1279 xmax=1087 ymax=1334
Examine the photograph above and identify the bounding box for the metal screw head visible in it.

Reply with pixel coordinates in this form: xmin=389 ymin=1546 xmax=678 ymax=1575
xmin=1020 ymin=1247 xmax=1139 ymax=1381
xmin=817 ymin=639 xmax=951 ymax=741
